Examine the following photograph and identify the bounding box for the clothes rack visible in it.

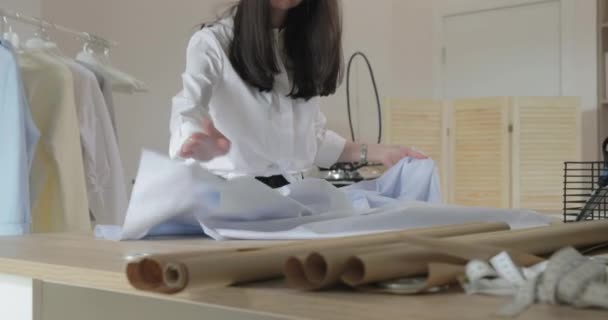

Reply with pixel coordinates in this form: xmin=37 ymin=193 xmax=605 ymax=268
xmin=1 ymin=6 xmax=133 ymax=235
xmin=0 ymin=8 xmax=116 ymax=48
xmin=1 ymin=7 xmax=147 ymax=93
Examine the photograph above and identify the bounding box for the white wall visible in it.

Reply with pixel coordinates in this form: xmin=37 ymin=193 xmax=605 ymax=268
xmin=431 ymin=0 xmax=598 ymax=160
xmin=0 ymin=0 xmax=39 ymax=14
xmin=323 ymin=0 xmax=436 ymax=144
xmin=39 ymin=0 xmax=598 ymax=184
xmin=322 ymin=0 xmax=394 ymax=143
xmin=570 ymin=0 xmax=599 ymax=160
xmin=340 ymin=0 xmax=598 ymax=159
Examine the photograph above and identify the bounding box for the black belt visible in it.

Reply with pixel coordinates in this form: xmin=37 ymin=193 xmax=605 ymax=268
xmin=255 ymin=175 xmax=290 ymax=189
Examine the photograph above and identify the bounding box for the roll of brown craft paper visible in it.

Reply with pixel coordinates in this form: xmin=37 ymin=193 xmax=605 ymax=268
xmin=127 ymin=222 xmax=510 ymax=293
xmin=340 ymin=220 xmax=608 ymax=287
xmin=283 ymin=255 xmax=314 ymax=290
xmin=127 ymin=249 xmax=245 ymax=293
xmin=291 ymin=232 xmax=544 ymax=290
xmin=285 ymin=222 xmax=519 ymax=290
xmin=340 ymin=236 xmax=544 ymax=287
xmin=357 ymin=263 xmax=468 ymax=295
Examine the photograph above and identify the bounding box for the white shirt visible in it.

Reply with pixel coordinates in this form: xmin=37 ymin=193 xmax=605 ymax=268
xmin=169 ymin=16 xmax=346 ymax=179
xmin=64 ymin=60 xmax=128 ymax=225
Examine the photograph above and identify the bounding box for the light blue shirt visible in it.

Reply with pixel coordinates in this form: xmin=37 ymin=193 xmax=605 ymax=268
xmin=0 ymin=41 xmax=40 ymax=236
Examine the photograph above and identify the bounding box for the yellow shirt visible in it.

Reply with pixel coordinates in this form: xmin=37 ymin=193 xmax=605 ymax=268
xmin=18 ymin=51 xmax=91 ymax=232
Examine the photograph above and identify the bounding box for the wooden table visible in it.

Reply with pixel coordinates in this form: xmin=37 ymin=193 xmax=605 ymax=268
xmin=0 ymin=233 xmax=606 ymax=320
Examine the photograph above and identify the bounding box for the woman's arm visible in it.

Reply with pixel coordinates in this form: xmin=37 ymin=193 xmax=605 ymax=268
xmin=312 ymin=105 xmax=426 ymax=169
xmin=338 ymin=142 xmax=427 ymax=168
xmin=169 ymin=30 xmax=230 ymax=161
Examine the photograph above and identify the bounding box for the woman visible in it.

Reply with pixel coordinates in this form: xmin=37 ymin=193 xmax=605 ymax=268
xmin=170 ymin=0 xmax=426 ymax=188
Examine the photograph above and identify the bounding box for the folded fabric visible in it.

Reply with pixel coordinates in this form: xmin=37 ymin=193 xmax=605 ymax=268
xmin=95 ymin=151 xmax=552 ymax=240
xmin=343 ymin=157 xmax=442 ymax=209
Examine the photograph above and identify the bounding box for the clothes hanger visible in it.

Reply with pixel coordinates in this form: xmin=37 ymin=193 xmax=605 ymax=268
xmin=24 ymin=18 xmax=49 ymax=50
xmin=76 ymin=36 xmax=148 ymax=93
xmin=102 ymin=45 xmax=148 ymax=92
xmin=40 ymin=22 xmax=66 ymax=56
xmin=1 ymin=15 xmax=20 ymax=48
xmin=21 ymin=18 xmax=69 ymax=63
xmin=76 ymin=36 xmax=108 ymax=67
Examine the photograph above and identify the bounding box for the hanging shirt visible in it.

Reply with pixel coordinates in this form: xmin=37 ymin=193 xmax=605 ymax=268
xmin=169 ymin=16 xmax=346 ymax=179
xmin=63 ymin=59 xmax=128 ymax=225
xmin=0 ymin=42 xmax=40 ymax=236
xmin=18 ymin=51 xmax=91 ymax=232
xmin=78 ymin=61 xmax=118 ymax=138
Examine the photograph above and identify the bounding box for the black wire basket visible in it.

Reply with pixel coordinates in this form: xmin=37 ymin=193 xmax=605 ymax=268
xmin=563 ymin=162 xmax=608 ymax=222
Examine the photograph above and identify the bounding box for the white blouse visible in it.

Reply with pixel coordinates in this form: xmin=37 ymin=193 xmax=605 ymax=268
xmin=169 ymin=17 xmax=346 ymax=179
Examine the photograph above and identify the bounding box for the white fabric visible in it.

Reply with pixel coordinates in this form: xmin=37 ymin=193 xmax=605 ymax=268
xmin=63 ymin=59 xmax=128 ymax=225
xmin=169 ymin=16 xmax=346 ymax=179
xmin=95 ymin=151 xmax=552 ymax=241
xmin=77 ymin=61 xmax=118 ymax=138
xmin=63 ymin=61 xmax=97 ymax=192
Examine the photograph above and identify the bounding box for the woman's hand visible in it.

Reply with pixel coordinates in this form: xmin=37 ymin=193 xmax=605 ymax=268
xmin=179 ymin=118 xmax=231 ymax=161
xmin=373 ymin=145 xmax=428 ymax=168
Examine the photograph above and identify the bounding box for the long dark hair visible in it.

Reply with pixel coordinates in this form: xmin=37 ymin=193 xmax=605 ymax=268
xmin=227 ymin=0 xmax=343 ymax=100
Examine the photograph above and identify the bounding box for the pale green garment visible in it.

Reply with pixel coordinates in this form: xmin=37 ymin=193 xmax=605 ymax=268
xmin=19 ymin=51 xmax=91 ymax=232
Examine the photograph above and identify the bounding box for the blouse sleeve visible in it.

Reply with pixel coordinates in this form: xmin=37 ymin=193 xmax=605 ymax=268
xmin=313 ymin=104 xmax=347 ymax=168
xmin=169 ymin=30 xmax=224 ymax=159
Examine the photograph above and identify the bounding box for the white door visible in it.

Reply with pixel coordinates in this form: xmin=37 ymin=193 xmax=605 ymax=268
xmin=441 ymin=0 xmax=562 ymax=99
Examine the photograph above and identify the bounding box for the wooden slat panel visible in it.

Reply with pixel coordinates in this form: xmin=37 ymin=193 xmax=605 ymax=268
xmin=385 ymin=99 xmax=447 ymax=200
xmin=512 ymin=97 xmax=581 ymax=213
xmin=450 ymin=97 xmax=511 ymax=208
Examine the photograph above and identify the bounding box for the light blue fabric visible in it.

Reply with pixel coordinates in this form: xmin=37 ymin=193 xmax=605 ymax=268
xmin=95 ymin=152 xmax=444 ymax=240
xmin=95 ymin=151 xmax=551 ymax=240
xmin=0 ymin=41 xmax=40 ymax=236
xmin=343 ymin=158 xmax=442 ymax=209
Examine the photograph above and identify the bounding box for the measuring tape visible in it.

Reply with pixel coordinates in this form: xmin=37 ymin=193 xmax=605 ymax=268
xmin=461 ymin=260 xmax=516 ymax=296
xmin=460 ymin=247 xmax=608 ymax=317
xmin=490 ymin=252 xmax=527 ymax=287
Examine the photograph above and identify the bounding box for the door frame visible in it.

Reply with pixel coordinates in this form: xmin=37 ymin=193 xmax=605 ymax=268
xmin=432 ymin=0 xmax=578 ymax=100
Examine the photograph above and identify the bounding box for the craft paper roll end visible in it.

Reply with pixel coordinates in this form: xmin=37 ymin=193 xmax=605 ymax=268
xmin=126 ymin=258 xmax=188 ymax=294
xmin=284 ymin=256 xmax=316 ymax=290
xmin=285 ymin=254 xmax=342 ymax=290
xmin=304 ymin=252 xmax=344 ymax=289
xmin=341 ymin=257 xmax=366 ymax=287
xmin=304 ymin=253 xmax=333 ymax=288
xmin=162 ymin=262 xmax=189 ymax=291
xmin=126 ymin=258 xmax=163 ymax=291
